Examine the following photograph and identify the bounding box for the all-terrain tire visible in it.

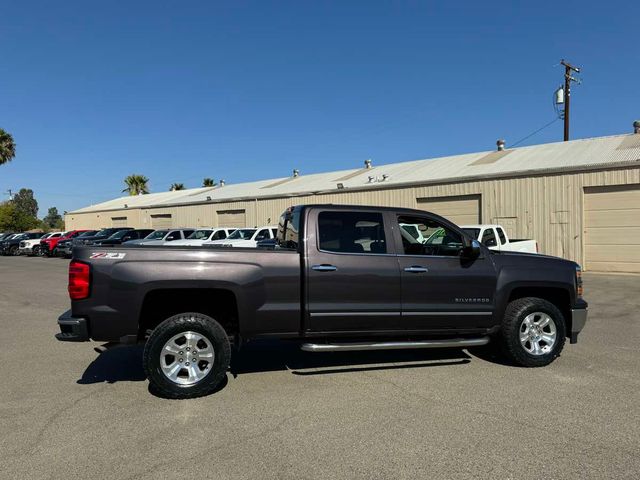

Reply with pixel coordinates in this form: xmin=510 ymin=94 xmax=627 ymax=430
xmin=499 ymin=297 xmax=566 ymax=367
xmin=143 ymin=312 xmax=231 ymax=399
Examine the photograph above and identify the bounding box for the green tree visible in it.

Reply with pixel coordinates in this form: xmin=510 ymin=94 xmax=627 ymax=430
xmin=0 ymin=128 xmax=16 ymax=166
xmin=170 ymin=183 xmax=185 ymax=191
xmin=0 ymin=201 xmax=39 ymax=231
xmin=43 ymin=207 xmax=63 ymax=229
xmin=202 ymin=178 xmax=216 ymax=187
xmin=122 ymin=174 xmax=150 ymax=196
xmin=12 ymin=188 xmax=38 ymax=218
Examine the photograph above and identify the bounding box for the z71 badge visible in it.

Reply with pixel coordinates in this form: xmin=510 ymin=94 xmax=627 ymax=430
xmin=89 ymin=252 xmax=127 ymax=259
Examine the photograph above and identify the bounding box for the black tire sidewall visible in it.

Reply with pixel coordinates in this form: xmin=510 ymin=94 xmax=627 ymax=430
xmin=501 ymin=298 xmax=566 ymax=367
xmin=143 ymin=312 xmax=231 ymax=399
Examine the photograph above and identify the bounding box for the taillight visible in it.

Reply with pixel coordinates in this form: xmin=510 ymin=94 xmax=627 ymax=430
xmin=576 ymin=266 xmax=583 ymax=298
xmin=68 ymin=261 xmax=90 ymax=300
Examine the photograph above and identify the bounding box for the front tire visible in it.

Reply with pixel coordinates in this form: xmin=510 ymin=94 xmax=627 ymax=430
xmin=32 ymin=245 xmax=40 ymax=256
xmin=143 ymin=312 xmax=231 ymax=399
xmin=498 ymin=297 xmax=566 ymax=367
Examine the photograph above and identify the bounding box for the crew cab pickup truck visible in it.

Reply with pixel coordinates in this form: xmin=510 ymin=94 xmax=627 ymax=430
xmin=461 ymin=225 xmax=538 ymax=254
xmin=56 ymin=205 xmax=587 ymax=399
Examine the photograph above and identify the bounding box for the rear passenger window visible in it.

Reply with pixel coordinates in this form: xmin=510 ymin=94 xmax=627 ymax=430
xmin=482 ymin=229 xmax=497 ymax=247
xmin=318 ymin=211 xmax=387 ymax=254
xmin=497 ymin=228 xmax=507 ymax=244
xmin=212 ymin=230 xmax=226 ymax=240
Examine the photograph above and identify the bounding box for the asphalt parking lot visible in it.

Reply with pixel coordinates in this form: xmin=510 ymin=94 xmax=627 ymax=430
xmin=0 ymin=256 xmax=638 ymax=479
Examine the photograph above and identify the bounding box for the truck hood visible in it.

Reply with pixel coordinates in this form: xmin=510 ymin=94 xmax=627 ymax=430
xmin=491 ymin=249 xmax=579 ymax=269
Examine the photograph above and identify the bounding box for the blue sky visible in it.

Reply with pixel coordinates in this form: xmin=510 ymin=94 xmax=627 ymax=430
xmin=1 ymin=1 xmax=638 ymax=215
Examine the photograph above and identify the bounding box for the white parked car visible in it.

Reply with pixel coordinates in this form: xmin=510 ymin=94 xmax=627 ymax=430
xmin=165 ymin=228 xmax=234 ymax=247
xmin=19 ymin=232 xmax=52 ymax=255
xmin=205 ymin=226 xmax=278 ymax=248
xmin=125 ymin=228 xmax=196 ymax=245
xmin=461 ymin=224 xmax=538 ymax=253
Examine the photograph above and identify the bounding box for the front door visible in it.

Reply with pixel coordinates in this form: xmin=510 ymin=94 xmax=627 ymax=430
xmin=305 ymin=209 xmax=401 ymax=333
xmin=395 ymin=214 xmax=497 ymax=331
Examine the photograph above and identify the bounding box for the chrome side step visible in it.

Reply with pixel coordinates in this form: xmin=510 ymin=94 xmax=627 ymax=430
xmin=301 ymin=337 xmax=490 ymax=352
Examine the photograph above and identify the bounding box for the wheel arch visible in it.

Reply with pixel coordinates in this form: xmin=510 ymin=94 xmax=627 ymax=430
xmin=139 ymin=288 xmax=240 ymax=342
xmin=506 ymin=286 xmax=572 ymax=337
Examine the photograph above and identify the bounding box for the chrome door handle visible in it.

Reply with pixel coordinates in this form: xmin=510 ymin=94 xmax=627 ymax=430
xmin=312 ymin=264 xmax=338 ymax=272
xmin=404 ymin=265 xmax=428 ymax=273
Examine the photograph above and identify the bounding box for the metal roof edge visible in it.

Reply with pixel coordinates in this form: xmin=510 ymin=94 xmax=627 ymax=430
xmin=65 ymin=160 xmax=640 ymax=216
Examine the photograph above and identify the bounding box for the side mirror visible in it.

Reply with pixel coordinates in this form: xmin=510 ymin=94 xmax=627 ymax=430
xmin=462 ymin=239 xmax=481 ymax=258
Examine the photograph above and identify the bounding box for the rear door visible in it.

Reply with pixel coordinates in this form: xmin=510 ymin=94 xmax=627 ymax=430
xmin=394 ymin=213 xmax=497 ymax=331
xmin=305 ymin=208 xmax=401 ymax=333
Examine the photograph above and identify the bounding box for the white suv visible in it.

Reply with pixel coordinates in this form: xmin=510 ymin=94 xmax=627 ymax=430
xmin=19 ymin=232 xmax=52 ymax=255
xmin=166 ymin=228 xmax=234 ymax=247
xmin=205 ymin=226 xmax=277 ymax=248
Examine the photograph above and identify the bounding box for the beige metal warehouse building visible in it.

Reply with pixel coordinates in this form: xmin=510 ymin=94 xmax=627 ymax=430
xmin=66 ymin=130 xmax=640 ymax=273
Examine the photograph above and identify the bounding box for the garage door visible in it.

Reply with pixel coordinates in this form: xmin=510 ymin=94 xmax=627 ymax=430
xmin=150 ymin=214 xmax=173 ymax=229
xmin=111 ymin=216 xmax=128 ymax=227
xmin=584 ymin=185 xmax=640 ymax=273
xmin=417 ymin=195 xmax=481 ymax=225
xmin=217 ymin=209 xmax=246 ymax=228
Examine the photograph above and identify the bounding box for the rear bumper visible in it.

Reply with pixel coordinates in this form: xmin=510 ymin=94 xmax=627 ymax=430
xmin=55 ymin=310 xmax=90 ymax=342
xmin=569 ymin=307 xmax=588 ymax=344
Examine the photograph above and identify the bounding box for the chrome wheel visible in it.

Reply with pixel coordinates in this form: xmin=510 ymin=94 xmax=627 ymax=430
xmin=160 ymin=331 xmax=215 ymax=386
xmin=519 ymin=312 xmax=557 ymax=356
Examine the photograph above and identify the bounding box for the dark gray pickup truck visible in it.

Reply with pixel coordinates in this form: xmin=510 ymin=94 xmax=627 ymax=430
xmin=57 ymin=204 xmax=587 ymax=398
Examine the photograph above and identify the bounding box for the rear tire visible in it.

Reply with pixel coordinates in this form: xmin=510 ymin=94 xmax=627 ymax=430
xmin=9 ymin=245 xmax=18 ymax=256
xmin=143 ymin=312 xmax=231 ymax=399
xmin=498 ymin=297 xmax=566 ymax=367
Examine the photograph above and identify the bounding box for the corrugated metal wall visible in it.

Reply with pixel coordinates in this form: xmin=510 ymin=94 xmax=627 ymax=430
xmin=64 ymin=166 xmax=640 ymax=268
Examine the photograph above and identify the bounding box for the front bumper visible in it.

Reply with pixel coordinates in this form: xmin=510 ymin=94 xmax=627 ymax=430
xmin=55 ymin=310 xmax=90 ymax=342
xmin=570 ymin=306 xmax=588 ymax=344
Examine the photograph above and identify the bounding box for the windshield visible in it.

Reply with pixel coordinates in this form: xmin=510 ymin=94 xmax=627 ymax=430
xmin=145 ymin=230 xmax=168 ymax=240
xmin=226 ymin=228 xmax=256 ymax=240
xmin=462 ymin=228 xmax=481 ymax=239
xmin=188 ymin=229 xmax=213 ymax=240
xmin=108 ymin=230 xmax=130 ymax=239
xmin=78 ymin=230 xmax=97 ymax=238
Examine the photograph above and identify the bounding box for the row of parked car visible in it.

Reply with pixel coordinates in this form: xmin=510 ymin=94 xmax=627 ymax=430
xmin=0 ymin=225 xmax=279 ymax=258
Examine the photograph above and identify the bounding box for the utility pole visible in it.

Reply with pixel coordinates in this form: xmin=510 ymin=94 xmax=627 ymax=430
xmin=5 ymin=189 xmax=13 ymax=200
xmin=561 ymin=59 xmax=581 ymax=141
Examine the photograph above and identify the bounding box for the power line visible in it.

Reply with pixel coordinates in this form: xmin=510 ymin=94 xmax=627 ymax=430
xmin=509 ymin=117 xmax=560 ymax=148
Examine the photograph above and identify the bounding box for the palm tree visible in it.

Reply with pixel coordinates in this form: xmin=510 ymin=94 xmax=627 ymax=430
xmin=0 ymin=128 xmax=16 ymax=166
xmin=122 ymin=174 xmax=150 ymax=195
xmin=170 ymin=183 xmax=185 ymax=191
xmin=202 ymin=178 xmax=216 ymax=187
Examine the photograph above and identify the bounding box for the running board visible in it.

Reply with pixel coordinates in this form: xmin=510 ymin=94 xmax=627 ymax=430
xmin=301 ymin=337 xmax=490 ymax=352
